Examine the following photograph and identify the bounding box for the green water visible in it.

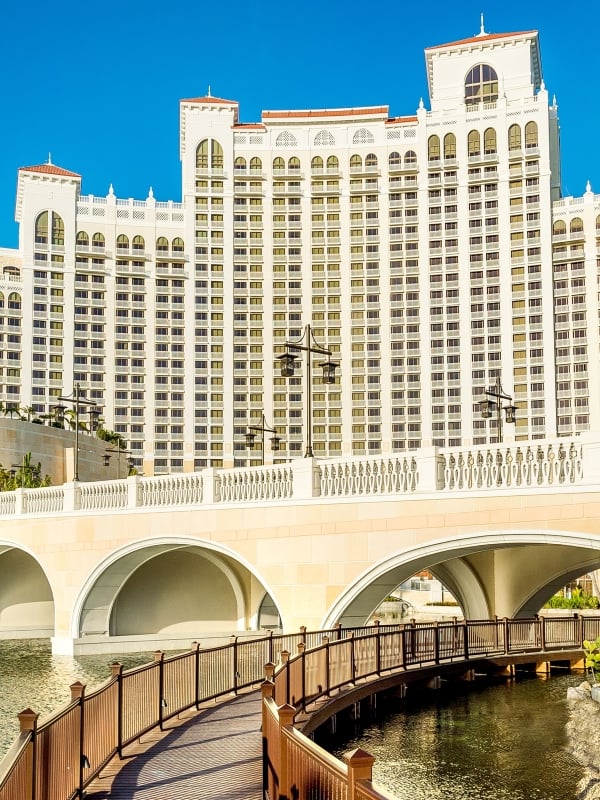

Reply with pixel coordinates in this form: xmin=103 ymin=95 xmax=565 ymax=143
xmin=324 ymin=674 xmax=584 ymax=800
xmin=0 ymin=639 xmax=152 ymax=758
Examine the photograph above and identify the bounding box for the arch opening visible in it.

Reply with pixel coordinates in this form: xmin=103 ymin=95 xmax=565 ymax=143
xmin=0 ymin=546 xmax=54 ymax=638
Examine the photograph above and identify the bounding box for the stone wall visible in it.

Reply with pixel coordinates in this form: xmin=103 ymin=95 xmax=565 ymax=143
xmin=0 ymin=419 xmax=120 ymax=483
xmin=566 ymin=682 xmax=600 ymax=798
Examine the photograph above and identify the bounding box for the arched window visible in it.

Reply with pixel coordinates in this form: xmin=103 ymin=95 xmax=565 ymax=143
xmin=117 ymin=234 xmax=129 ymax=250
xmin=311 ymin=156 xmax=323 ymax=171
xmin=350 ymin=154 xmax=362 ymax=169
xmin=508 ymin=124 xmax=522 ymax=152
xmin=76 ymin=231 xmax=89 ymax=247
xmin=275 ymin=131 xmax=297 ymax=147
xmin=35 ymin=211 xmax=48 ymax=244
xmin=570 ymin=218 xmax=584 ymax=234
xmin=92 ymin=232 xmax=105 ymax=249
xmin=553 ymin=220 xmax=566 ymax=235
xmin=353 ymin=128 xmax=374 ymax=145
xmin=172 ymin=237 xmax=184 ymax=252
xmin=326 ymin=155 xmax=339 ymax=170
xmin=0 ymin=293 xmax=5 ymax=308
xmin=365 ymin=153 xmax=378 ymax=169
xmin=8 ymin=292 xmax=21 ymax=310
xmin=404 ymin=150 xmax=417 ymax=166
xmin=484 ymin=127 xmax=497 ymax=154
xmin=273 ymin=157 xmax=285 ymax=172
xmin=596 ymin=215 xmax=600 ymax=231
xmin=234 ymin=157 xmax=246 ymax=171
xmin=250 ymin=156 xmax=262 ymax=171
xmin=443 ymin=134 xmax=456 ymax=159
xmin=314 ymin=130 xmax=335 ymax=146
xmin=525 ymin=121 xmax=538 ymax=149
xmin=464 ymin=64 xmax=498 ymax=105
xmin=428 ymin=135 xmax=441 ymax=161
xmin=468 ymin=130 xmax=481 ymax=157
xmin=157 ymin=236 xmax=168 ymax=252
xmin=196 ymin=140 xmax=209 ymax=169
xmin=51 ymin=213 xmax=64 ymax=245
xmin=211 ymin=140 xmax=223 ymax=169
xmin=288 ymin=156 xmax=300 ymax=171
xmin=389 ymin=152 xmax=401 ymax=167
xmin=132 ymin=235 xmax=145 ymax=252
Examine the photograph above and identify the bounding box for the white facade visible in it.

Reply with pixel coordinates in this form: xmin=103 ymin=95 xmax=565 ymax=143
xmin=1 ymin=27 xmax=596 ymax=474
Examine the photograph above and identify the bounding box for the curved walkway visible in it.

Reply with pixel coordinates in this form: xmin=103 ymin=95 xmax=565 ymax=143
xmin=88 ymin=690 xmax=263 ymax=800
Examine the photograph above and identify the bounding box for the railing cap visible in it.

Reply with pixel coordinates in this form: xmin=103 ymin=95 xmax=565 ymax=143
xmin=18 ymin=709 xmax=39 ymax=732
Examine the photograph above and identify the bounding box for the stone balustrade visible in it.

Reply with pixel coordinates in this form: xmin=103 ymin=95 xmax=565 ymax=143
xmin=2 ymin=435 xmax=596 ymax=518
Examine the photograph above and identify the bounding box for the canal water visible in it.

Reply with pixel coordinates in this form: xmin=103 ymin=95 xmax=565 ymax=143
xmin=0 ymin=639 xmax=152 ymax=759
xmin=320 ymin=673 xmax=584 ymax=800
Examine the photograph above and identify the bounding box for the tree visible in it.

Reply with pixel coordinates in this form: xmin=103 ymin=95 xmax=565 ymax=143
xmin=0 ymin=453 xmax=51 ymax=491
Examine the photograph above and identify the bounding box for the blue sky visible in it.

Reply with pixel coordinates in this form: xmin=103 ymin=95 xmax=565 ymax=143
xmin=1 ymin=1 xmax=599 ymax=248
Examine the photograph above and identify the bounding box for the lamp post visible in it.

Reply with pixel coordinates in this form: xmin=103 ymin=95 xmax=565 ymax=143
xmin=54 ymin=384 xmax=101 ymax=481
xmin=277 ymin=324 xmax=338 ymax=458
xmin=245 ymin=414 xmax=281 ymax=466
xmin=479 ymin=376 xmax=517 ymax=443
xmin=104 ymin=445 xmax=133 ymax=479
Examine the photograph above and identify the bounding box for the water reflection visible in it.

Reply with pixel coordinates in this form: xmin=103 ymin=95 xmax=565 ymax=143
xmin=0 ymin=639 xmax=152 ymax=758
xmin=325 ymin=675 xmax=583 ymax=800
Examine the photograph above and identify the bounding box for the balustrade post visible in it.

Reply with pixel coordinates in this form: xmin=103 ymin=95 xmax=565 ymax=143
xmin=344 ymin=747 xmax=376 ymax=799
xmin=62 ymin=481 xmax=82 ymax=512
xmin=290 ymin=457 xmax=320 ymax=499
xmin=281 ymin=650 xmax=290 ymax=705
xmin=264 ymin=661 xmax=275 ymax=681
xmin=350 ymin=632 xmax=356 ymax=684
xmin=297 ymin=643 xmax=306 ymax=711
xmin=416 ymin=446 xmax=444 ymax=491
xmin=504 ymin=617 xmax=510 ymax=654
xmin=201 ymin=467 xmax=220 ymax=504
xmin=111 ymin=662 xmax=123 ymax=757
xmin=18 ymin=709 xmax=39 ymax=800
xmin=191 ymin=642 xmax=201 ymax=709
xmin=261 ymin=679 xmax=274 ymax=797
xmin=126 ymin=474 xmax=141 ymax=508
xmin=537 ymin=615 xmax=546 ymax=651
xmin=70 ymin=682 xmax=86 ymax=797
xmin=278 ymin=704 xmax=296 ymax=800
xmin=322 ymin=636 xmax=331 ymax=697
xmin=14 ymin=487 xmax=25 ymax=515
xmin=154 ymin=651 xmax=165 ymax=730
xmin=434 ymin=622 xmax=440 ymax=665
xmin=335 ymin=622 xmax=343 ymax=641
xmin=373 ymin=621 xmax=382 ymax=676
xmin=463 ymin=620 xmax=469 ymax=661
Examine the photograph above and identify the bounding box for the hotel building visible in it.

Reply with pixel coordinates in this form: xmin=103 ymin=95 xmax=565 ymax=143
xmin=1 ymin=25 xmax=597 ymax=474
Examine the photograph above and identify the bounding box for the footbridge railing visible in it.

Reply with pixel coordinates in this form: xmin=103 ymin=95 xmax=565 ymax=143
xmin=0 ymin=616 xmax=597 ymax=800
xmin=0 ymin=435 xmax=597 ymax=519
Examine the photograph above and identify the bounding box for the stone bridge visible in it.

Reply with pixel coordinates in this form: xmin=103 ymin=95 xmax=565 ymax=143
xmin=1 ymin=435 xmax=600 ymax=654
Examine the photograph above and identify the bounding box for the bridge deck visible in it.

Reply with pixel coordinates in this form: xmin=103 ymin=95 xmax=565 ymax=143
xmin=87 ymin=690 xmax=262 ymax=800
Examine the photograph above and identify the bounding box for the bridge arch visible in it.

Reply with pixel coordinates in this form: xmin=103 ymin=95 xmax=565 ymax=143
xmin=0 ymin=540 xmax=54 ymax=637
xmin=72 ymin=537 xmax=284 ymax=645
xmin=322 ymin=530 xmax=600 ymax=628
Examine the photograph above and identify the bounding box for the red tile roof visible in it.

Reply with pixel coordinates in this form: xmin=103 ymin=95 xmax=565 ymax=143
xmin=180 ymin=96 xmax=238 ymax=105
xmin=232 ymin=123 xmax=266 ymax=130
xmin=426 ymin=30 xmax=536 ymax=50
xmin=19 ymin=164 xmax=81 ymax=178
xmin=262 ymin=106 xmax=388 ymax=120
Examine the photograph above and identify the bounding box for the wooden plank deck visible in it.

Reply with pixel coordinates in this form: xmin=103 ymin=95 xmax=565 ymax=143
xmin=87 ymin=690 xmax=263 ymax=800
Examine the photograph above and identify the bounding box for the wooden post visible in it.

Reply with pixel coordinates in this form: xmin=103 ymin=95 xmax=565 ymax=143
xmin=344 ymin=747 xmax=376 ymax=798
xmin=281 ymin=650 xmax=290 ymax=705
xmin=111 ymin=662 xmax=123 ymax=757
xmin=278 ymin=704 xmax=296 ymax=800
xmin=70 ymin=682 xmax=86 ymax=797
xmin=18 ymin=709 xmax=39 ymax=800
xmin=261 ymin=680 xmax=274 ymax=798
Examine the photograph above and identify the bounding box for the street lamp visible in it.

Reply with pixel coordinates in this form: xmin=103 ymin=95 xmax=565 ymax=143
xmin=277 ymin=324 xmax=338 ymax=458
xmin=53 ymin=383 xmax=101 ymax=481
xmin=104 ymin=445 xmax=134 ymax=479
xmin=479 ymin=376 xmax=517 ymax=443
xmin=245 ymin=413 xmax=281 ymax=466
